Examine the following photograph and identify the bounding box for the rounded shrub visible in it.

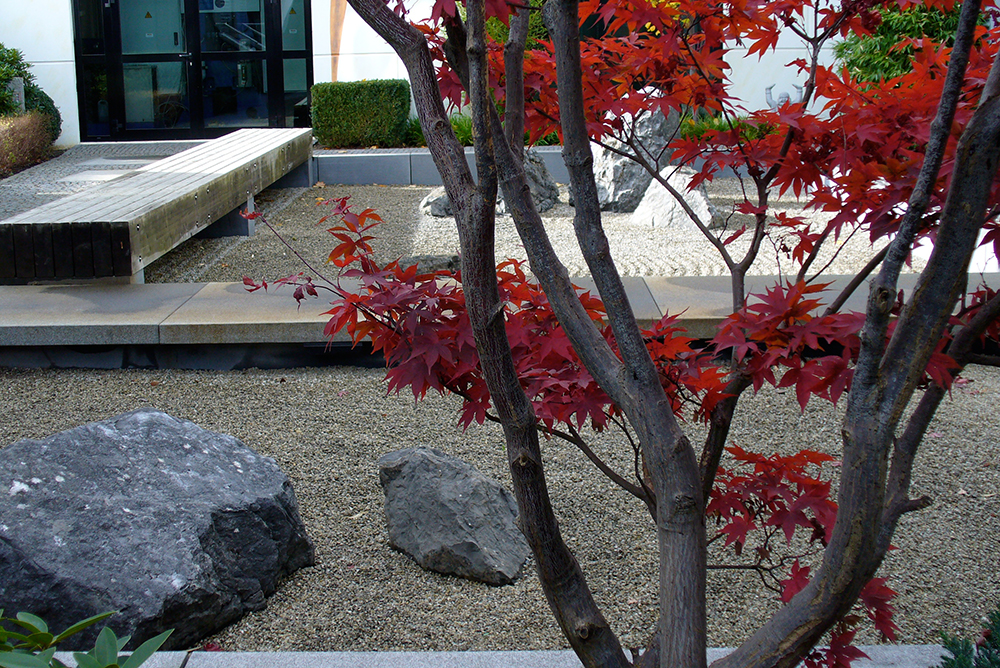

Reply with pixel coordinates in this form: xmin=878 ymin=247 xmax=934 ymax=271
xmin=24 ymin=81 xmax=61 ymax=143
xmin=0 ymin=42 xmax=61 ymax=144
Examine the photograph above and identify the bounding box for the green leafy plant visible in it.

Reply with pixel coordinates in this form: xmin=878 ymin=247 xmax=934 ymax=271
xmin=833 ymin=5 xmax=967 ymax=82
xmin=679 ymin=112 xmax=776 ymax=142
xmin=24 ymin=83 xmax=61 ymax=144
xmin=0 ymin=43 xmax=33 ymax=116
xmin=311 ymin=79 xmax=411 ymax=148
xmin=0 ymin=610 xmax=172 ymax=668
xmin=449 ymin=113 xmax=474 ymax=145
xmin=936 ymin=603 xmax=1000 ymax=668
xmin=0 ymin=42 xmax=61 ymax=143
xmin=404 ymin=115 xmax=426 ymax=146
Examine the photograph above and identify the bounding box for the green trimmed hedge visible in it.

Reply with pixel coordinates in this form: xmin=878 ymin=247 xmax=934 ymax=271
xmin=311 ymin=79 xmax=410 ymax=148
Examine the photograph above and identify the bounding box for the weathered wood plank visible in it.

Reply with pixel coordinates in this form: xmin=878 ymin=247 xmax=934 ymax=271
xmin=52 ymin=224 xmax=75 ymax=277
xmin=0 ymin=226 xmax=15 ymax=279
xmin=91 ymin=222 xmax=114 ymax=278
xmin=111 ymin=223 xmax=131 ymax=277
xmin=33 ymin=224 xmax=55 ymax=279
xmin=12 ymin=225 xmax=34 ymax=279
xmin=71 ymin=223 xmax=94 ymax=278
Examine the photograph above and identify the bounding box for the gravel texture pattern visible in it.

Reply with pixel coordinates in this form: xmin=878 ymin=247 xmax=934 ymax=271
xmin=2 ymin=170 xmax=996 ymax=654
xmin=142 ymin=179 xmax=919 ymax=282
xmin=0 ymin=366 xmax=997 ymax=652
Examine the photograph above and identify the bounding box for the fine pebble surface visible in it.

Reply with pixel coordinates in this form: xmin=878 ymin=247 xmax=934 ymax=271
xmin=0 ymin=367 xmax=997 ymax=652
xmin=2 ymin=176 xmax=997 ymax=654
xmin=143 ymin=179 xmax=921 ymax=283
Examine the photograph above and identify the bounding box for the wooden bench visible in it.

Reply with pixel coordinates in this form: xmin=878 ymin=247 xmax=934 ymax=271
xmin=0 ymin=128 xmax=313 ymax=283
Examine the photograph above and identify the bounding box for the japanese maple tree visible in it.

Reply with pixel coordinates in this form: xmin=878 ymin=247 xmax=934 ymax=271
xmin=254 ymin=0 xmax=1000 ymax=664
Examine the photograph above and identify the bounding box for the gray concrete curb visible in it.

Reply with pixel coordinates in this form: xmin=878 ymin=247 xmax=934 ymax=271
xmin=57 ymin=646 xmax=949 ymax=668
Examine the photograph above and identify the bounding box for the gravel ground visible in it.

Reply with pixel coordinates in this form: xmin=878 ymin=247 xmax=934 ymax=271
xmin=0 ymin=365 xmax=997 ymax=652
xmin=143 ymin=179 xmax=911 ymax=282
xmin=3 ymin=176 xmax=997 ymax=653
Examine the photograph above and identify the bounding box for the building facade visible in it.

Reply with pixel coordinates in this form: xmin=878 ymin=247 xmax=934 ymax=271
xmin=2 ymin=0 xmax=825 ymax=146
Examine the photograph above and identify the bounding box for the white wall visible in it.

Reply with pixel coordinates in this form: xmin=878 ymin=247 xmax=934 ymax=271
xmin=321 ymin=1 xmax=833 ymax=115
xmin=725 ymin=11 xmax=838 ymax=113
xmin=0 ymin=0 xmax=79 ymax=147
xmin=313 ymin=0 xmax=434 ymax=83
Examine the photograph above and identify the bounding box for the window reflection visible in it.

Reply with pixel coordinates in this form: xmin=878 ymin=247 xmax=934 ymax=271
xmin=281 ymin=0 xmax=306 ymax=51
xmin=200 ymin=0 xmax=265 ymax=52
xmin=124 ymin=62 xmax=190 ymax=129
xmin=203 ymin=59 xmax=268 ymax=127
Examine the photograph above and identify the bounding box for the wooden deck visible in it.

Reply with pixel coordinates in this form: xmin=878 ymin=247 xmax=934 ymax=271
xmin=0 ymin=128 xmax=312 ymax=282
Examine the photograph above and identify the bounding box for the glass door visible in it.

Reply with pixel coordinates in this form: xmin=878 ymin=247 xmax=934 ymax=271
xmin=198 ymin=0 xmax=269 ymax=129
xmin=73 ymin=0 xmax=312 ymax=140
xmin=117 ymin=0 xmax=193 ymax=132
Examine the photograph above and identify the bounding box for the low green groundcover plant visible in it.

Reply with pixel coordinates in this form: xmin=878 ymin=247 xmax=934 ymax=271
xmin=404 ymin=113 xmax=560 ymax=147
xmin=680 ymin=112 xmax=776 ymax=141
xmin=0 ymin=610 xmax=171 ymax=668
xmin=936 ymin=602 xmax=1000 ymax=668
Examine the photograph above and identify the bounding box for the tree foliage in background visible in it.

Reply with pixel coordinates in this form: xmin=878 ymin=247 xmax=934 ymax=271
xmin=834 ymin=3 xmax=971 ymax=81
xmin=255 ymin=0 xmax=1000 ymax=665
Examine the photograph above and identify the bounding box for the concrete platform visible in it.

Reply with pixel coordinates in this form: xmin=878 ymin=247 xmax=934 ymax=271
xmin=54 ymin=645 xmax=950 ymax=668
xmin=0 ymin=273 xmax=987 ymax=370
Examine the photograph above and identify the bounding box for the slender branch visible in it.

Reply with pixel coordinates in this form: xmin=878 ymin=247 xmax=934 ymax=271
xmin=564 ymin=422 xmax=652 ymax=507
xmin=805 ymin=224 xmax=865 ymax=283
xmin=699 ymin=372 xmax=753 ymax=504
xmin=878 ymin=287 xmax=1000 ymax=553
xmin=822 ymin=245 xmax=889 ymax=316
xmin=966 ymin=353 xmax=1000 ymax=366
xmin=795 ymin=226 xmax=833 ymax=283
xmin=504 ymin=2 xmax=531 ymax=162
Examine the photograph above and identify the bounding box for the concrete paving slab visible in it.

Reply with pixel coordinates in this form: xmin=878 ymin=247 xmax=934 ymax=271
xmin=159 ymin=281 xmax=355 ymax=345
xmin=185 ymin=650 xmax=588 ymax=668
xmin=644 ymin=274 xmax=943 ymax=339
xmin=570 ymin=277 xmax=662 ymax=326
xmin=644 ymin=275 xmax=734 ymax=338
xmin=54 ymin=652 xmax=188 ymax=668
xmin=181 ymin=646 xmax=947 ymax=668
xmin=0 ymin=283 xmax=204 ymax=346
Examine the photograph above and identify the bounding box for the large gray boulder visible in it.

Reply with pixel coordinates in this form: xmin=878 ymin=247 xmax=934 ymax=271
xmin=420 ymin=149 xmax=560 ymax=217
xmin=0 ymin=408 xmax=314 ymax=650
xmin=378 ymin=447 xmax=529 ymax=585
xmin=630 ymin=166 xmax=721 ymax=230
xmin=573 ymin=107 xmax=681 ymax=212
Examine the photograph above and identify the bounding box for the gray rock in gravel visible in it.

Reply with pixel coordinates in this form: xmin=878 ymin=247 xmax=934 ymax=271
xmin=0 ymin=408 xmax=315 ymax=651
xmin=378 ymin=447 xmax=529 ymax=585
xmin=420 ymin=187 xmax=455 ymax=217
xmin=630 ymin=166 xmax=721 ymax=230
xmin=420 ymin=149 xmax=560 ymax=217
xmin=400 ymin=254 xmax=461 ymax=274
xmin=572 ymin=107 xmax=681 ymax=212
